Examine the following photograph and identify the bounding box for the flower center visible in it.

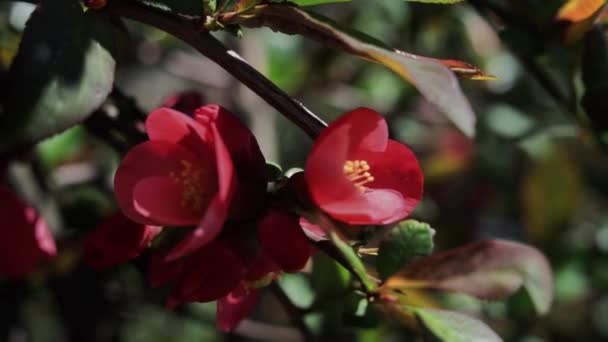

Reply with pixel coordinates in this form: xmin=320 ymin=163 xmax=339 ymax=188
xmin=169 ymin=160 xmax=216 ymax=212
xmin=343 ymin=160 xmax=375 ymax=192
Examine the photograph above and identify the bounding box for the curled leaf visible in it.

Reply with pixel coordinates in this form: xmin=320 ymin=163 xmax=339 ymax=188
xmin=226 ymin=4 xmax=485 ymax=136
xmin=382 ymin=239 xmax=554 ymax=314
xmin=555 ymin=0 xmax=607 ymax=42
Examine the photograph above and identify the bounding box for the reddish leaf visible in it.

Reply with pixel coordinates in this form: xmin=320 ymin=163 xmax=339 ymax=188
xmin=222 ymin=4 xmax=487 ymax=136
xmin=383 ymin=239 xmax=553 ymax=314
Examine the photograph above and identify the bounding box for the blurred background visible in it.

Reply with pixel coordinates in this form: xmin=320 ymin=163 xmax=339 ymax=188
xmin=1 ymin=0 xmax=608 ymax=341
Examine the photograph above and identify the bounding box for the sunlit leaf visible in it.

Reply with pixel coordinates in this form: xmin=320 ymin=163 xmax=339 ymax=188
xmin=226 ymin=4 xmax=489 ymax=136
xmin=311 ymin=252 xmax=351 ymax=300
xmin=1 ymin=0 xmax=116 ymax=152
xmin=377 ymin=220 xmax=435 ymax=280
xmin=556 ymin=0 xmax=607 ymax=42
xmin=556 ymin=0 xmax=606 ymax=22
xmin=383 ymin=240 xmax=554 ymax=314
xmin=415 ymin=308 xmax=502 ymax=342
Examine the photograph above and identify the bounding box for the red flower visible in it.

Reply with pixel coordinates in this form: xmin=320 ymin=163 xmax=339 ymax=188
xmin=148 ymin=207 xmax=312 ymax=331
xmin=0 ymin=186 xmax=56 ymax=278
xmin=84 ymin=212 xmax=161 ymax=270
xmin=305 ymin=108 xmax=423 ymax=225
xmin=164 ymin=240 xmax=246 ymax=309
xmin=258 ymin=208 xmax=312 ymax=272
xmin=216 ymin=285 xmax=260 ymax=332
xmin=114 ymin=105 xmax=266 ymax=261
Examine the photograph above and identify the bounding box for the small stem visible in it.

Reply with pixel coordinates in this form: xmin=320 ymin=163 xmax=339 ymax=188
xmin=269 ymin=282 xmax=314 ymax=342
xmin=105 ymin=0 xmax=327 ymax=139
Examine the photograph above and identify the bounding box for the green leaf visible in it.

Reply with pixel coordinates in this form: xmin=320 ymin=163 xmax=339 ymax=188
xmin=1 ymin=0 xmax=116 ymax=153
xmin=414 ymin=308 xmax=502 ymax=342
xmin=203 ymin=0 xmax=217 ymax=15
xmin=231 ymin=5 xmax=489 ymax=136
xmin=377 ymin=220 xmax=435 ymax=280
xmin=311 ymin=252 xmax=351 ymax=300
xmin=36 ymin=126 xmax=85 ymax=170
xmin=265 ymin=161 xmax=283 ymax=181
xmin=383 ymin=240 xmax=554 ymax=315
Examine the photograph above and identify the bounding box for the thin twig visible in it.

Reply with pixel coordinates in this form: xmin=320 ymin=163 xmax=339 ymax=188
xmin=269 ymin=282 xmax=315 ymax=342
xmin=105 ymin=0 xmax=327 ymax=139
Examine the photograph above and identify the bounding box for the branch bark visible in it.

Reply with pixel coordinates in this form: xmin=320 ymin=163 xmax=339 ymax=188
xmin=105 ymin=0 xmax=327 ymax=139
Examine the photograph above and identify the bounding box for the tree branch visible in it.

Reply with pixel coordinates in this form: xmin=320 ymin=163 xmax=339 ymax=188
xmin=105 ymin=0 xmax=327 ymax=139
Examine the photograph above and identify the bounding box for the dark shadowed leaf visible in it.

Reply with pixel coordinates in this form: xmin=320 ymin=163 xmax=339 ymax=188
xmin=377 ymin=220 xmax=435 ymax=280
xmin=581 ymin=27 xmax=608 ymax=146
xmin=311 ymin=252 xmax=351 ymax=300
xmin=1 ymin=0 xmax=117 ymax=153
xmin=226 ymin=4 xmax=491 ymax=136
xmin=415 ymin=308 xmax=502 ymax=342
xmin=291 ymin=0 xmax=351 ymax=5
xmin=383 ymin=240 xmax=554 ymax=314
xmin=134 ymin=0 xmax=204 ymax=15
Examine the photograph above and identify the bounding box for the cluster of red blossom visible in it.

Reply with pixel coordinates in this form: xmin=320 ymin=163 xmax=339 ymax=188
xmin=0 ymin=96 xmax=423 ymax=332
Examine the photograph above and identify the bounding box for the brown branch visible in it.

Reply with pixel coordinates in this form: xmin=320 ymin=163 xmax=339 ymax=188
xmin=105 ymin=0 xmax=327 ymax=139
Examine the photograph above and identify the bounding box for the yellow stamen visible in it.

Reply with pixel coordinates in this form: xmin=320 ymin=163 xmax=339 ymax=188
xmin=343 ymin=160 xmax=375 ymax=192
xmin=169 ymin=160 xmax=216 ymax=211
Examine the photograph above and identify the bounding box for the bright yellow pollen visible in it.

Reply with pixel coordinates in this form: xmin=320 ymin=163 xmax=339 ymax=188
xmin=169 ymin=160 xmax=215 ymax=211
xmin=343 ymin=160 xmax=375 ymax=192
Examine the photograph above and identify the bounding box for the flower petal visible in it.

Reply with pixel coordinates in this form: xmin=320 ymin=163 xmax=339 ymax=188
xmin=166 ymin=241 xmax=245 ymax=308
xmin=299 ymin=218 xmax=327 ymax=241
xmin=114 ymin=140 xmax=208 ymax=226
xmin=359 ymin=139 xmax=423 ymax=216
xmin=165 ymin=125 xmax=235 ymax=261
xmin=258 ymin=209 xmax=312 ymax=272
xmin=148 ymin=249 xmax=185 ymax=288
xmin=305 ymin=120 xmax=357 ymax=205
xmin=133 ymin=177 xmax=206 ymax=226
xmin=315 ymin=107 xmax=388 ymax=156
xmin=0 ymin=186 xmax=56 ymax=278
xmin=84 ymin=212 xmax=161 ymax=270
xmin=216 ymin=286 xmax=260 ymax=332
xmin=319 ymin=188 xmax=409 ymax=225
xmin=319 ymin=141 xmax=422 ymax=225
xmin=146 ymin=107 xmax=212 ymax=156
xmin=245 ymin=251 xmax=281 ymax=282
xmin=196 ymin=105 xmax=267 ymax=219
xmin=306 ymin=109 xmax=390 ymax=210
